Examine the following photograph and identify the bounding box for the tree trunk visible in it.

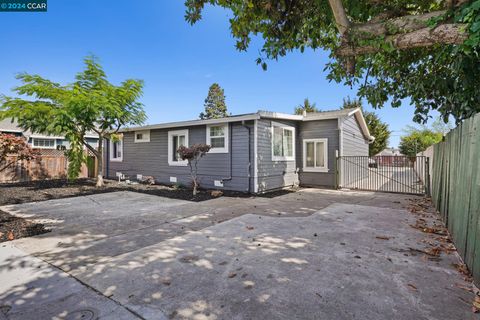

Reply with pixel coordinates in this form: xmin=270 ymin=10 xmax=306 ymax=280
xmin=96 ymin=136 xmax=105 ymax=188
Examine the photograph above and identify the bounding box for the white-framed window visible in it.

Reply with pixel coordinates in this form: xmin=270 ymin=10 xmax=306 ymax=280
xmin=303 ymin=138 xmax=328 ymax=172
xmin=271 ymin=122 xmax=295 ymax=161
xmin=206 ymin=124 xmax=228 ymax=153
xmin=134 ymin=130 xmax=150 ymax=143
xmin=32 ymin=138 xmax=56 ymax=149
xmin=110 ymin=138 xmax=123 ymax=162
xmin=168 ymin=129 xmax=189 ymax=166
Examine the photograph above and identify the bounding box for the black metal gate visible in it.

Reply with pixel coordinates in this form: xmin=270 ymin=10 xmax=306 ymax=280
xmin=336 ymin=156 xmax=429 ymax=195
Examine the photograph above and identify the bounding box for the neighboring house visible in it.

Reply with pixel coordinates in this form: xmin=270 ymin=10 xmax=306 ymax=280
xmin=0 ymin=118 xmax=99 ymax=151
xmin=375 ymin=147 xmax=405 ymax=166
xmin=106 ymin=108 xmax=373 ymax=193
xmin=376 ymin=147 xmax=403 ymax=156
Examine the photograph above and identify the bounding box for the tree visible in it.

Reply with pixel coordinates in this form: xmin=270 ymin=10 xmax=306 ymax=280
xmin=341 ymin=98 xmax=390 ymax=156
xmin=185 ymin=0 xmax=480 ymax=124
xmin=294 ymin=98 xmax=319 ymax=115
xmin=342 ymin=97 xmax=362 ymax=110
xmin=0 ymin=56 xmax=146 ymax=187
xmin=177 ymin=144 xmax=211 ymax=195
xmin=0 ymin=133 xmax=37 ymax=173
xmin=200 ymin=83 xmax=228 ymax=119
xmin=399 ymin=127 xmax=443 ymax=156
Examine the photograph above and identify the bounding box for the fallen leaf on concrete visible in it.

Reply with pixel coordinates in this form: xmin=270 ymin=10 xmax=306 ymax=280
xmin=407 ymin=284 xmax=417 ymax=291
xmin=7 ymin=231 xmax=14 ymax=241
xmin=455 ymin=283 xmax=474 ymax=293
xmin=376 ymin=236 xmax=390 ymax=240
xmin=472 ymin=295 xmax=480 ymax=313
xmin=453 ymin=263 xmax=471 ymax=277
xmin=228 ymin=272 xmax=237 ymax=278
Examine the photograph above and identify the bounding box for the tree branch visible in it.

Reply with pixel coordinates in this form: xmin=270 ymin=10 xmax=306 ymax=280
xmin=352 ymin=11 xmax=448 ymax=38
xmin=336 ymin=24 xmax=468 ymax=56
xmin=328 ymin=0 xmax=350 ymax=35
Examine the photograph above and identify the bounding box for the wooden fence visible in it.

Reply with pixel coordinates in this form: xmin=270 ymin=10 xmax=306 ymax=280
xmin=0 ymin=152 xmax=94 ymax=183
xmin=431 ymin=113 xmax=480 ymax=285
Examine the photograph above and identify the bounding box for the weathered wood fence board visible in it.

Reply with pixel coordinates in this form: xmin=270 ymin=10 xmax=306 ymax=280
xmin=0 ymin=154 xmax=93 ymax=183
xmin=432 ymin=113 xmax=480 ymax=284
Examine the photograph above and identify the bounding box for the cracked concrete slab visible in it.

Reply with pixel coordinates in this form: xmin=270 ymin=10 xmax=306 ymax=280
xmin=0 ymin=242 xmax=139 ymax=320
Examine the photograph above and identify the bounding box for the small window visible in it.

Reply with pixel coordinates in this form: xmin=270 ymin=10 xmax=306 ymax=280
xmin=110 ymin=138 xmax=123 ymax=162
xmin=134 ymin=130 xmax=150 ymax=143
xmin=271 ymin=122 xmax=295 ymax=161
xmin=207 ymin=124 xmax=228 ymax=153
xmin=303 ymin=139 xmax=328 ymax=172
xmin=168 ymin=129 xmax=188 ymax=166
xmin=32 ymin=138 xmax=56 ymax=149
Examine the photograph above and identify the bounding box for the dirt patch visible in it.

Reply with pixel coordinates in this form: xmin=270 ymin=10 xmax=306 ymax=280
xmin=0 ymin=209 xmax=50 ymax=242
xmin=0 ymin=179 xmax=293 ymax=206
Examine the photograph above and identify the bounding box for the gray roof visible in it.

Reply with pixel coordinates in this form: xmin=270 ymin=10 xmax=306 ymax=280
xmin=119 ymin=108 xmax=373 ymax=141
xmin=0 ymin=118 xmax=98 ymax=139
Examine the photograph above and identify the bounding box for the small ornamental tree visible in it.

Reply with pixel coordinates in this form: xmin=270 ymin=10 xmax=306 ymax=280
xmin=0 ymin=133 xmax=37 ymax=173
xmin=177 ymin=144 xmax=211 ymax=195
xmin=0 ymin=56 xmax=146 ymax=187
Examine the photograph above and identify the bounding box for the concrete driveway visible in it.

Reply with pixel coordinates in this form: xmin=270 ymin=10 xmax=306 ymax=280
xmin=0 ymin=189 xmax=476 ymax=319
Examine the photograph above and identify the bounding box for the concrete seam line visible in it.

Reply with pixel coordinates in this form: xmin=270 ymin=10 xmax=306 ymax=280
xmin=26 ymin=251 xmax=152 ymax=320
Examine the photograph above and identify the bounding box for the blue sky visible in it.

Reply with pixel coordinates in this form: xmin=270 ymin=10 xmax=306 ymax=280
xmin=0 ymin=0 xmax=432 ymax=147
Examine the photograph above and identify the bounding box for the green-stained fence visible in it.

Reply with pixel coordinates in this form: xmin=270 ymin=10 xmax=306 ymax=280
xmin=431 ymin=113 xmax=480 ymax=285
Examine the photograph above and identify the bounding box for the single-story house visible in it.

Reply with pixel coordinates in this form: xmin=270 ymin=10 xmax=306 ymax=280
xmin=0 ymin=118 xmax=99 ymax=151
xmin=106 ymin=108 xmax=374 ymax=193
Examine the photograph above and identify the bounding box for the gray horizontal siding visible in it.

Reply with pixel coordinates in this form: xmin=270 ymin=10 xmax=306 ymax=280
xmin=340 ymin=115 xmax=370 ymax=187
xmin=342 ymin=115 xmax=369 ymax=156
xmin=297 ymin=119 xmax=339 ymax=188
xmin=107 ymin=121 xmax=254 ymax=192
xmin=256 ymin=119 xmax=299 ymax=192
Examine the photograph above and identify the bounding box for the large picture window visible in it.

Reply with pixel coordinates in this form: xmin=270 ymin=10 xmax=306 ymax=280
xmin=271 ymin=122 xmax=295 ymax=161
xmin=168 ymin=129 xmax=188 ymax=166
xmin=207 ymin=124 xmax=228 ymax=153
xmin=303 ymin=139 xmax=328 ymax=172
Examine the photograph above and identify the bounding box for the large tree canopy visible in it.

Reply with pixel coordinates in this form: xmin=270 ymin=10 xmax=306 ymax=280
xmin=185 ymin=0 xmax=480 ymax=124
xmin=0 ymin=56 xmax=146 ymax=187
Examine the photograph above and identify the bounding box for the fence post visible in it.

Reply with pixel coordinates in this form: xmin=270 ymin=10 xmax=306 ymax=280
xmin=335 ymin=156 xmax=340 ymax=190
xmin=425 ymin=157 xmax=431 ymax=196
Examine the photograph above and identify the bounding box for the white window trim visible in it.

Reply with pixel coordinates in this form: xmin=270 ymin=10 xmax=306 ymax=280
xmin=110 ymin=138 xmax=123 ymax=162
xmin=303 ymin=138 xmax=328 ymax=172
xmin=168 ymin=129 xmax=189 ymax=166
xmin=206 ymin=124 xmax=229 ymax=153
xmin=134 ymin=130 xmax=150 ymax=143
xmin=271 ymin=121 xmax=295 ymax=161
xmin=31 ymin=138 xmax=56 ymax=149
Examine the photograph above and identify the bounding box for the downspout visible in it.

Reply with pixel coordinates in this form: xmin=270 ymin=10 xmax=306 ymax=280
xmin=221 ymin=122 xmax=233 ymax=184
xmin=242 ymin=121 xmax=251 ymax=193
xmin=220 ymin=121 xmax=252 ymax=193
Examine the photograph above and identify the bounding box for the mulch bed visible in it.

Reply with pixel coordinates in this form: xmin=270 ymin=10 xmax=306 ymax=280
xmin=0 ymin=209 xmax=50 ymax=242
xmin=0 ymin=179 xmax=296 ymax=242
xmin=0 ymin=179 xmax=296 ymax=206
